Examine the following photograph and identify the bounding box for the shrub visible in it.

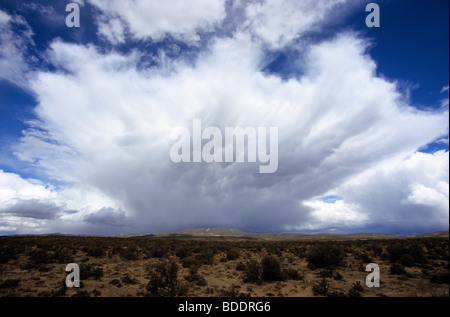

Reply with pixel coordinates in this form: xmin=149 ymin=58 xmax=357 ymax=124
xmin=307 ymin=243 xmax=345 ymax=270
xmin=347 ymin=288 xmax=362 ymax=297
xmin=198 ymin=247 xmax=215 ymax=265
xmin=430 ymin=271 xmax=449 ymax=284
xmin=182 ymin=256 xmax=201 ymax=269
xmin=333 ymin=271 xmax=344 ymax=281
xmin=400 ymin=254 xmax=415 ymax=267
xmin=79 ymin=264 xmax=104 ymax=280
xmin=146 ymin=259 xmax=185 ymax=296
xmin=235 ymin=262 xmax=246 ymax=271
xmin=54 ymin=248 xmax=74 ymax=263
xmin=261 ymin=255 xmax=284 ymax=281
xmin=243 ymin=260 xmax=262 ymax=284
xmin=0 ymin=279 xmax=20 ymax=289
xmin=148 ymin=245 xmax=168 ymax=258
xmin=351 ymin=281 xmax=364 ymax=292
xmin=175 ymin=246 xmax=191 ymax=260
xmin=387 ymin=243 xmax=426 ymax=266
xmin=121 ymin=274 xmax=138 ymax=285
xmin=119 ymin=246 xmax=139 ymax=260
xmin=358 ymin=252 xmax=372 ymax=263
xmin=282 ymin=268 xmax=303 ymax=281
xmin=185 ymin=274 xmax=207 ymax=286
xmin=28 ymin=249 xmax=54 ymax=264
xmin=226 ymin=249 xmax=240 ymax=261
xmin=83 ymin=246 xmax=105 ymax=258
xmin=407 ymin=244 xmax=427 ymax=264
xmin=390 ymin=263 xmax=407 ymax=275
xmin=312 ymin=278 xmax=330 ymax=296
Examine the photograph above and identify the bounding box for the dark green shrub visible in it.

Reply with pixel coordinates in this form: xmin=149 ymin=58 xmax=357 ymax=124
xmin=54 ymin=249 xmax=74 ymax=263
xmin=387 ymin=243 xmax=426 ymax=265
xmin=122 ymin=274 xmax=138 ymax=285
xmin=430 ymin=271 xmax=449 ymax=284
xmin=261 ymin=255 xmax=284 ymax=281
xmin=148 ymin=245 xmax=169 ymax=258
xmin=358 ymin=252 xmax=372 ymax=263
xmin=333 ymin=271 xmax=344 ymax=281
xmin=347 ymin=288 xmax=362 ymax=297
xmin=0 ymin=279 xmax=20 ymax=289
xmin=198 ymin=247 xmax=215 ymax=265
xmin=185 ymin=273 xmax=207 ymax=286
xmin=146 ymin=259 xmax=183 ymax=296
xmin=79 ymin=263 xmax=104 ymax=280
xmin=0 ymin=247 xmax=20 ymax=263
xmin=29 ymin=249 xmax=54 ymax=264
xmin=235 ymin=262 xmax=246 ymax=271
xmin=243 ymin=260 xmax=262 ymax=284
xmin=83 ymin=246 xmax=105 ymax=258
xmin=182 ymin=256 xmax=201 ymax=269
xmin=282 ymin=268 xmax=303 ymax=281
xmin=226 ymin=249 xmax=240 ymax=261
xmin=312 ymin=278 xmax=330 ymax=296
xmin=175 ymin=246 xmax=191 ymax=260
xmin=390 ymin=263 xmax=407 ymax=275
xmin=351 ymin=281 xmax=364 ymax=292
xmin=119 ymin=246 xmax=139 ymax=260
xmin=307 ymin=243 xmax=345 ymax=270
xmin=400 ymin=254 xmax=415 ymax=267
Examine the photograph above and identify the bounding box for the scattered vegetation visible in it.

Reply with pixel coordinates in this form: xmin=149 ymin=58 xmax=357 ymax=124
xmin=0 ymin=235 xmax=448 ymax=297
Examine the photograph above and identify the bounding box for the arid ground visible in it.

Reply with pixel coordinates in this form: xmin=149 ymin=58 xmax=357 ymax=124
xmin=0 ymin=229 xmax=448 ymax=297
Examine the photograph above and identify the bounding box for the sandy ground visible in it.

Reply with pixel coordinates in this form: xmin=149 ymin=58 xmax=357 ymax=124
xmin=0 ymin=238 xmax=448 ymax=297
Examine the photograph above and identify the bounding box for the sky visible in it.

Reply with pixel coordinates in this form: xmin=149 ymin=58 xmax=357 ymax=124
xmin=0 ymin=0 xmax=448 ymax=235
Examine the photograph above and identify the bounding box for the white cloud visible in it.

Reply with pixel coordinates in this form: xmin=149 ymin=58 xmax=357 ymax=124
xmin=7 ymin=29 xmax=446 ymax=234
xmin=0 ymin=169 xmax=125 ymax=234
xmin=296 ymin=200 xmax=369 ymax=231
xmin=243 ymin=0 xmax=346 ymax=49
xmin=0 ymin=10 xmax=35 ymax=87
xmin=333 ymin=151 xmax=449 ymax=233
xmin=89 ymin=0 xmax=227 ymax=43
xmin=0 ymin=1 xmax=448 ymax=235
xmin=97 ymin=17 xmax=126 ymax=44
xmin=440 ymin=84 xmax=449 ymax=108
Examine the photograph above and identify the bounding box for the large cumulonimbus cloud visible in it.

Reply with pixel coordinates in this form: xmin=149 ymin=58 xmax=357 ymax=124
xmin=0 ymin=0 xmax=448 ymax=235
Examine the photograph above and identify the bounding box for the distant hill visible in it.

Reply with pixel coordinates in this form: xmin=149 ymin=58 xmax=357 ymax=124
xmin=6 ymin=228 xmax=448 ymax=241
xmin=138 ymin=228 xmax=449 ymax=241
xmin=177 ymin=228 xmax=246 ymax=236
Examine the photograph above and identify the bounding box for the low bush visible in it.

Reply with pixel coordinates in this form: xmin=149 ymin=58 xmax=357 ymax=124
xmin=261 ymin=255 xmax=284 ymax=281
xmin=430 ymin=271 xmax=449 ymax=284
xmin=312 ymin=278 xmax=330 ymax=296
xmin=226 ymin=249 xmax=240 ymax=261
xmin=243 ymin=260 xmax=262 ymax=284
xmin=390 ymin=263 xmax=407 ymax=275
xmin=182 ymin=256 xmax=202 ymax=269
xmin=307 ymin=243 xmax=345 ymax=270
xmin=146 ymin=259 xmax=187 ymax=296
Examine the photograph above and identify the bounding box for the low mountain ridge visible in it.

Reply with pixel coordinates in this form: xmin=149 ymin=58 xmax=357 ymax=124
xmin=7 ymin=228 xmax=448 ymax=240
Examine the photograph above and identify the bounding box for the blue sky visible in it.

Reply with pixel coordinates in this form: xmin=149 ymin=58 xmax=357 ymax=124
xmin=0 ymin=0 xmax=448 ymax=235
